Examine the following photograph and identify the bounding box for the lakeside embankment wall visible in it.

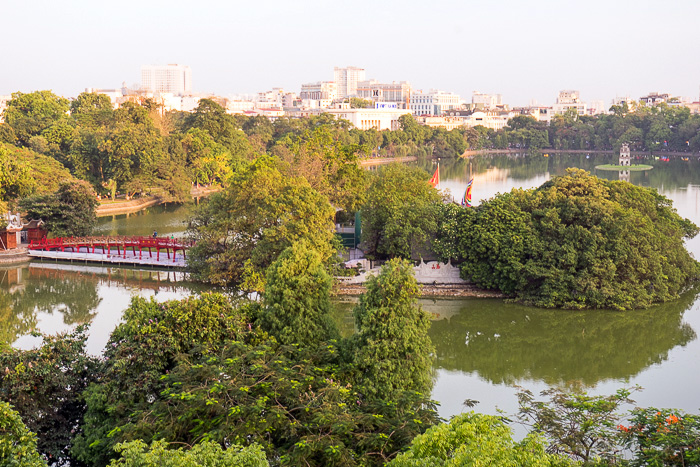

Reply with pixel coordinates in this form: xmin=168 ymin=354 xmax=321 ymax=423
xmin=96 ymin=187 xmax=221 ymax=217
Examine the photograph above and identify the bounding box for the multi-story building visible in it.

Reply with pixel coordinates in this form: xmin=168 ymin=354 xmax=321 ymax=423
xmin=410 ymin=90 xmax=462 ymax=116
xmin=333 ymin=66 xmax=365 ymax=99
xmin=552 ymin=90 xmax=587 ymax=116
xmin=472 ymin=92 xmax=503 ymax=110
xmin=300 ymin=81 xmax=338 ymax=101
xmin=141 ymin=64 xmax=192 ymax=95
xmin=356 ymin=80 xmax=411 ymax=106
xmin=255 ymin=88 xmax=287 ymax=109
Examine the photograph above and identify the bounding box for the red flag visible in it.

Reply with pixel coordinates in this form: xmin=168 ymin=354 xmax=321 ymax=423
xmin=429 ymin=165 xmax=440 ymax=188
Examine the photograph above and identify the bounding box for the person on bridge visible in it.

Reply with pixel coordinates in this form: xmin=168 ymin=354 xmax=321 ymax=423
xmin=153 ymin=231 xmax=157 ymax=238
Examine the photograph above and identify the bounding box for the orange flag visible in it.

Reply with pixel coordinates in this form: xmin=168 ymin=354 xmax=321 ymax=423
xmin=429 ymin=164 xmax=440 ymax=188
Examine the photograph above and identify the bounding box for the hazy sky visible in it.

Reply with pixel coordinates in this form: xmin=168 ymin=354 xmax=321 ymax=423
xmin=2 ymin=0 xmax=699 ymax=106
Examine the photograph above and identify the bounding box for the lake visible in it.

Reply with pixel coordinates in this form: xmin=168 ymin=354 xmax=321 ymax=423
xmin=4 ymin=152 xmax=700 ymax=420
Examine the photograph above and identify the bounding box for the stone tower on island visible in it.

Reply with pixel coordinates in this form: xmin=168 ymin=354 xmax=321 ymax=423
xmin=619 ymin=143 xmax=631 ymax=166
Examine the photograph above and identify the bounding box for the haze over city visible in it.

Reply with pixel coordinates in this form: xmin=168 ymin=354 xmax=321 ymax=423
xmin=2 ymin=0 xmax=699 ymax=106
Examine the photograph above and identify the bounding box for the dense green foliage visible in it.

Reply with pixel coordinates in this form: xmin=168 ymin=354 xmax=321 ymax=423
xmin=0 ymin=402 xmax=47 ymax=467
xmin=468 ymin=103 xmax=700 ymax=153
xmin=351 ymin=258 xmax=434 ymax=400
xmin=0 ymin=142 xmax=77 ymax=213
xmin=71 ymin=275 xmax=438 ymax=467
xmin=436 ymin=169 xmax=700 ymax=309
xmin=108 ymin=439 xmax=269 ymax=467
xmin=186 ymin=156 xmax=337 ymax=290
xmin=0 ymin=327 xmax=98 ymax=466
xmin=389 ymin=412 xmax=574 ymax=467
xmin=361 ymin=163 xmax=444 ymax=259
xmin=258 ymin=241 xmax=339 ymax=346
xmin=19 ymin=180 xmax=98 ymax=237
xmin=73 ymin=294 xmax=244 ymax=467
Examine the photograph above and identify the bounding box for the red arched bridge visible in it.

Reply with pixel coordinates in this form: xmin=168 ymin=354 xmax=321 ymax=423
xmin=28 ymin=236 xmax=192 ymax=266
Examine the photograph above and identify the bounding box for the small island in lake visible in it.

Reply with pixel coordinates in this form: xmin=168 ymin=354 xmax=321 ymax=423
xmin=595 ymin=143 xmax=653 ymax=171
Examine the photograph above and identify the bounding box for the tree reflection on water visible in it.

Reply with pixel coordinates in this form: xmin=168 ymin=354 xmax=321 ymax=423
xmin=427 ymin=287 xmax=699 ymax=386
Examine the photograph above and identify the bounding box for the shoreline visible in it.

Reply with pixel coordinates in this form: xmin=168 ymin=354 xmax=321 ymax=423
xmin=359 ymin=156 xmax=417 ymax=166
xmin=333 ymin=282 xmax=505 ymax=298
xmin=461 ymin=148 xmax=698 ymax=157
xmin=96 ymin=186 xmax=221 ymax=217
xmin=0 ymin=247 xmax=30 ymax=264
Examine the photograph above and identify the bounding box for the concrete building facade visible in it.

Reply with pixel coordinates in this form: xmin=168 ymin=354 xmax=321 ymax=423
xmin=357 ymin=80 xmax=411 ymax=105
xmin=472 ymin=92 xmax=503 ymax=109
xmin=552 ymin=90 xmax=587 ymax=116
xmin=321 ymin=102 xmax=411 ymax=131
xmin=333 ymin=66 xmax=366 ymax=99
xmin=410 ymin=90 xmax=462 ymax=116
xmin=141 ymin=64 xmax=192 ymax=95
xmin=300 ymin=81 xmax=338 ymax=101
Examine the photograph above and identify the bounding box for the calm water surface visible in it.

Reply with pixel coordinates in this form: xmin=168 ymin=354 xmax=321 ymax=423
xmin=4 ymin=153 xmax=700 ymax=420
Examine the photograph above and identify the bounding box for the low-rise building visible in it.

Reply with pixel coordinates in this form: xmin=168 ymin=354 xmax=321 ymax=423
xmin=416 ymin=115 xmax=466 ymax=130
xmin=320 ymin=102 xmax=411 ymax=130
xmin=639 ymin=92 xmax=670 ymax=105
xmin=517 ymin=106 xmax=552 ymax=124
xmin=463 ymin=110 xmax=514 ymax=130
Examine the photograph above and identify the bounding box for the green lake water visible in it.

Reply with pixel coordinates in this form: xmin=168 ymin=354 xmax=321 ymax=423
xmin=4 ymin=153 xmax=700 ymax=419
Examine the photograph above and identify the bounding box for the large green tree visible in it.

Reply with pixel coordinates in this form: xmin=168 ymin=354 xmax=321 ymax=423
xmin=2 ymin=91 xmax=70 ymax=147
xmin=436 ymin=169 xmax=700 ymax=309
xmin=389 ymin=412 xmax=574 ymax=467
xmin=19 ymin=180 xmax=98 ymax=237
xmin=360 ymin=163 xmax=444 ymax=259
xmin=108 ymin=440 xmax=269 ymax=467
xmin=186 ymin=156 xmax=337 ymax=290
xmin=0 ymin=327 xmax=99 ymax=466
xmin=258 ymin=241 xmax=339 ymax=346
xmin=73 ymin=293 xmax=245 ymax=467
xmin=351 ymin=258 xmax=434 ymax=400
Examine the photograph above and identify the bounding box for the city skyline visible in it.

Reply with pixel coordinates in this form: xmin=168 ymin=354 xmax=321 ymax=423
xmin=2 ymin=0 xmax=699 ymax=106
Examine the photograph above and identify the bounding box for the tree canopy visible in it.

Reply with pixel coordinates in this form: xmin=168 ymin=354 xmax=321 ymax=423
xmin=389 ymin=412 xmax=574 ymax=467
xmin=19 ymin=180 xmax=98 ymax=237
xmin=0 ymin=402 xmax=47 ymax=467
xmin=361 ymin=163 xmax=444 ymax=260
xmin=186 ymin=156 xmax=337 ymax=290
xmin=436 ymin=168 xmax=700 ymax=309
xmin=258 ymin=240 xmax=339 ymax=346
xmin=351 ymin=258 xmax=434 ymax=400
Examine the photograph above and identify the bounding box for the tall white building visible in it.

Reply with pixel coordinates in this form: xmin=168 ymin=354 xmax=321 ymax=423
xmin=410 ymin=90 xmax=462 ymax=116
xmin=141 ymin=64 xmax=192 ymax=95
xmin=333 ymin=66 xmax=365 ymax=99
